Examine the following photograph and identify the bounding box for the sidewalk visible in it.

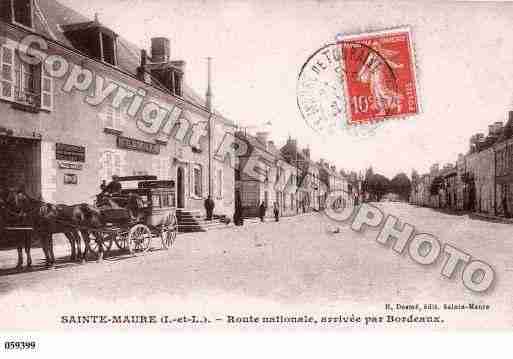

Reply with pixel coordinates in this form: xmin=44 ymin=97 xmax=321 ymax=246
xmin=470 ymin=212 xmax=513 ymax=224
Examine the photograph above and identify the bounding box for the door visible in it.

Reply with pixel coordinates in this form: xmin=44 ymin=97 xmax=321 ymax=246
xmin=177 ymin=167 xmax=185 ymax=208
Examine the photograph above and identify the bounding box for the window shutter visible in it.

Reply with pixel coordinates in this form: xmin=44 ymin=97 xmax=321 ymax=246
xmin=114 ymin=152 xmax=121 ymax=176
xmin=0 ymin=45 xmax=15 ymax=100
xmin=40 ymin=66 xmax=53 ymax=110
xmin=114 ymin=106 xmax=122 ymax=130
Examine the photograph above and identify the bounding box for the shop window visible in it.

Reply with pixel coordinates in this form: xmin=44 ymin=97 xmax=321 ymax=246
xmin=13 ymin=0 xmax=33 ymax=29
xmin=192 ymin=165 xmax=202 ymax=198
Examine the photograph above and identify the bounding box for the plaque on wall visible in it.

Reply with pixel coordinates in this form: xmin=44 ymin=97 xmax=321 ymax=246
xmin=63 ymin=173 xmax=78 ymax=185
xmin=58 ymin=161 xmax=83 ymax=170
xmin=56 ymin=143 xmax=86 ymax=162
xmin=117 ymin=136 xmax=160 ymax=155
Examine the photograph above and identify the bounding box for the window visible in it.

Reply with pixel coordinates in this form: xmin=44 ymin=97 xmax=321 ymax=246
xmin=216 ymin=168 xmax=223 ymax=199
xmin=15 ymin=59 xmax=38 ymax=106
xmin=100 ymin=32 xmax=116 ymax=66
xmin=0 ymin=46 xmax=53 ymax=110
xmin=173 ymin=71 xmax=182 ymax=97
xmin=103 ymin=105 xmax=123 ymax=130
xmin=13 ymin=0 xmax=33 ymax=28
xmin=192 ymin=165 xmax=202 ymax=198
xmin=0 ymin=45 xmax=14 ymax=100
xmin=152 ymin=194 xmax=161 ymax=208
xmin=100 ymin=150 xmax=124 ymax=182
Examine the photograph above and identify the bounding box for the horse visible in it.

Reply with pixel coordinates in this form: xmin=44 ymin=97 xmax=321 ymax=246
xmin=36 ymin=201 xmax=106 ymax=265
xmin=2 ymin=188 xmax=100 ymax=269
xmin=0 ymin=188 xmax=39 ymax=270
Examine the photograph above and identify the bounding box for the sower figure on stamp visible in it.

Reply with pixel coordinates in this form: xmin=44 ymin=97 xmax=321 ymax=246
xmin=204 ymin=195 xmax=215 ymax=221
xmin=357 ymin=41 xmax=404 ymax=115
xmin=259 ymin=201 xmax=266 ymax=222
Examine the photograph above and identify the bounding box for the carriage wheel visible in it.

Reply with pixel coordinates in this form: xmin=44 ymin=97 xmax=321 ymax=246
xmin=127 ymin=224 xmax=152 ymax=254
xmin=161 ymin=214 xmax=178 ymax=250
xmin=85 ymin=231 xmax=113 ymax=259
xmin=114 ymin=231 xmax=129 ymax=251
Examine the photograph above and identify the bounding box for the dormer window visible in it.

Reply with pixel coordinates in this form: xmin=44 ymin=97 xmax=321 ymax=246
xmin=173 ymin=71 xmax=182 ymax=97
xmin=12 ymin=0 xmax=33 ymax=28
xmin=62 ymin=22 xmax=118 ymax=67
xmin=100 ymin=31 xmax=117 ymax=66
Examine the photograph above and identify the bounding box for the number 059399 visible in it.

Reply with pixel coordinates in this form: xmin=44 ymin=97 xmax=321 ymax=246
xmin=4 ymin=341 xmax=37 ymax=350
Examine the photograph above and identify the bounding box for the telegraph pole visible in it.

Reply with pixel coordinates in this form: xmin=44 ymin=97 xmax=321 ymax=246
xmin=206 ymin=57 xmax=213 ymax=198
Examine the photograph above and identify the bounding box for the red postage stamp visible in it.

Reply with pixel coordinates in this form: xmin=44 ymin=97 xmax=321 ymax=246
xmin=338 ymin=27 xmax=419 ymax=124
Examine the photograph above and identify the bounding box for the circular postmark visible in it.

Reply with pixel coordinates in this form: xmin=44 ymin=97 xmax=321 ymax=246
xmin=297 ymin=39 xmax=401 ymax=137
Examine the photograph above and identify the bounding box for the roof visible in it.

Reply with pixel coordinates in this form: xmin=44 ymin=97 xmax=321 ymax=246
xmin=33 ymin=0 xmax=233 ymax=125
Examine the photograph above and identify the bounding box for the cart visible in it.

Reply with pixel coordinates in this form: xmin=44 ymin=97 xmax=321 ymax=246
xmin=87 ymin=175 xmax=178 ymax=257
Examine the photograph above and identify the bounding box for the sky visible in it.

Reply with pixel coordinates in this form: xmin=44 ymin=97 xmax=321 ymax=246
xmin=59 ymin=0 xmax=513 ymax=179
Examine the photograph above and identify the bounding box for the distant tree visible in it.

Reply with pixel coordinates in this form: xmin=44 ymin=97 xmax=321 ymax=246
xmin=390 ymin=173 xmax=412 ymax=201
xmin=367 ymin=173 xmax=390 ymax=202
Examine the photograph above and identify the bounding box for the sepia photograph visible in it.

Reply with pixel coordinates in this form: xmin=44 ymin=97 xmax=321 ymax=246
xmin=0 ymin=0 xmax=513 ymax=354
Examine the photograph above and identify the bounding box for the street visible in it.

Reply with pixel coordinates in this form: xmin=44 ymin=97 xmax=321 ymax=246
xmin=0 ymin=203 xmax=512 ymax=330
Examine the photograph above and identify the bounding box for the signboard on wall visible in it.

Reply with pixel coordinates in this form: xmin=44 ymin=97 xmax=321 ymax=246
xmin=56 ymin=143 xmax=86 ymax=162
xmin=117 ymin=136 xmax=160 ymax=155
xmin=58 ymin=161 xmax=83 ymax=170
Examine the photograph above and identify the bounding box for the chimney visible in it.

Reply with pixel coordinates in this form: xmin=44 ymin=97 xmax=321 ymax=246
xmin=287 ymin=137 xmax=297 ymax=150
xmin=488 ymin=125 xmax=494 ymax=136
xmin=302 ymin=148 xmax=310 ymax=160
xmin=509 ymin=111 xmax=513 ymax=123
xmin=151 ymin=37 xmax=170 ymax=63
xmin=256 ymin=132 xmax=269 ymax=148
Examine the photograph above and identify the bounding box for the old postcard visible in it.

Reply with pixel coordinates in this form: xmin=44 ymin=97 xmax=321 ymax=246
xmin=1 ymin=0 xmax=513 ymax=351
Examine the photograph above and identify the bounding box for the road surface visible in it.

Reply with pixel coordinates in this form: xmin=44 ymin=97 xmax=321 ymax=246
xmin=0 ymin=203 xmax=511 ymax=330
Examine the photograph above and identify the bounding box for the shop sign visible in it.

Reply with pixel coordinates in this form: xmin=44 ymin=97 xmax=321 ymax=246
xmin=56 ymin=143 xmax=86 ymax=162
xmin=117 ymin=136 xmax=160 ymax=155
xmin=58 ymin=161 xmax=83 ymax=170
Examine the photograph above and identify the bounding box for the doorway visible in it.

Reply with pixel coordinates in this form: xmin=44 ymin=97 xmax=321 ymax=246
xmin=0 ymin=137 xmax=41 ymax=197
xmin=177 ymin=166 xmax=185 ymax=208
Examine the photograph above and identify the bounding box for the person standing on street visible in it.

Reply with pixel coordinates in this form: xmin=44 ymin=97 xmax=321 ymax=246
xmin=205 ymin=195 xmax=215 ymax=220
xmin=273 ymin=201 xmax=279 ymax=222
xmin=259 ymin=201 xmax=266 ymax=222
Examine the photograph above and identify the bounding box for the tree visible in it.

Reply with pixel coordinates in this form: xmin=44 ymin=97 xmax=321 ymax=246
xmin=390 ymin=173 xmax=412 ymax=201
xmin=366 ymin=173 xmax=390 ymax=202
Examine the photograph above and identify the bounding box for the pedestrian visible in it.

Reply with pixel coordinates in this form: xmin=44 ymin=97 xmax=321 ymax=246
xmin=204 ymin=195 xmax=215 ymax=220
xmin=273 ymin=201 xmax=279 ymax=222
xmin=259 ymin=201 xmax=266 ymax=222
xmin=502 ymin=192 xmax=510 ymax=218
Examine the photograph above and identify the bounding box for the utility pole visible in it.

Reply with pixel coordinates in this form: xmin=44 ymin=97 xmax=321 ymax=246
xmin=206 ymin=57 xmax=213 ymax=198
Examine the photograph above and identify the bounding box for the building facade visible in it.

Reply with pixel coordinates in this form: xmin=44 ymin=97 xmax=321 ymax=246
xmin=0 ymin=0 xmax=235 ymax=216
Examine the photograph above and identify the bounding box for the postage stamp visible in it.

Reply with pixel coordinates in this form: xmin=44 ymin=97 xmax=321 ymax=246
xmin=296 ymin=43 xmax=381 ymax=138
xmin=338 ymin=27 xmax=419 ymax=124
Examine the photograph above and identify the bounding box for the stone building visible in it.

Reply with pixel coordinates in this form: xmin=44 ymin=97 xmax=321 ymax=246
xmin=234 ymin=131 xmax=287 ymax=217
xmin=0 ymin=0 xmax=235 ymax=216
xmin=493 ymin=112 xmax=513 ymax=217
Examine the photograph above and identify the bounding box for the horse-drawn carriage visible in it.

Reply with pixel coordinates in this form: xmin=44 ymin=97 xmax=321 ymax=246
xmin=86 ymin=175 xmax=178 ymax=257
xmin=0 ymin=175 xmax=178 ymax=269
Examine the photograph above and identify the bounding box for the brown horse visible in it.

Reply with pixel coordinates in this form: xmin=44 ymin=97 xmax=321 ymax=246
xmin=36 ymin=202 xmax=106 ymax=265
xmin=1 ymin=189 xmax=99 ymax=269
xmin=0 ymin=188 xmax=38 ymax=269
